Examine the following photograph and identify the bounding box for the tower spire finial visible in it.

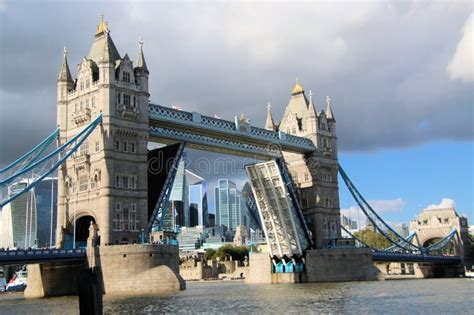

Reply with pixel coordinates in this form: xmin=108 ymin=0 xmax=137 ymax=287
xmin=96 ymin=14 xmax=109 ymax=35
xmin=325 ymin=96 xmax=335 ymax=121
xmin=265 ymin=102 xmax=275 ymax=131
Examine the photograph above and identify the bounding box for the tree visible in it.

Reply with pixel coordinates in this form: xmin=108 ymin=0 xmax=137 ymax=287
xmin=354 ymin=228 xmax=392 ymax=250
xmin=212 ymin=244 xmax=249 ymax=261
xmin=204 ymin=248 xmax=216 ymax=261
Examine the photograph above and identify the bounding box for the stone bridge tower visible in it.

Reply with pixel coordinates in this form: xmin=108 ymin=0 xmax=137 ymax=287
xmin=266 ymin=80 xmax=340 ymax=248
xmin=56 ymin=17 xmax=150 ymax=246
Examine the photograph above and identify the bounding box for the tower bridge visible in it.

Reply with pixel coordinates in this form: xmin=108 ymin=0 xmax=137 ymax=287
xmin=0 ymin=16 xmax=470 ymax=297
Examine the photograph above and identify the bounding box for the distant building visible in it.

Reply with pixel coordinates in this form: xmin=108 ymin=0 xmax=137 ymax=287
xmin=0 ymin=178 xmax=57 ymax=249
xmin=340 ymin=214 xmax=358 ymax=238
xmin=163 ymin=160 xmax=186 ymax=231
xmin=241 ymin=182 xmax=262 ymax=231
xmin=393 ymin=223 xmax=409 ymax=238
xmin=208 ymin=213 xmax=215 ymax=227
xmin=185 ymin=170 xmax=208 ymax=227
xmin=214 ymin=179 xmax=245 ymax=230
xmin=233 ymin=225 xmax=248 ymax=246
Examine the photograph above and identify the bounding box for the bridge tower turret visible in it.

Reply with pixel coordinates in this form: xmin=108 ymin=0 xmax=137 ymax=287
xmin=56 ymin=16 xmax=150 ymax=247
xmin=278 ymin=80 xmax=341 ymax=249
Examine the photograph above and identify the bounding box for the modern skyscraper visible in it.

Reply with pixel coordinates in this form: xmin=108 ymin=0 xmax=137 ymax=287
xmin=214 ymin=179 xmax=246 ymax=230
xmin=185 ymin=170 xmax=208 ymax=227
xmin=0 ymin=177 xmax=57 ymax=249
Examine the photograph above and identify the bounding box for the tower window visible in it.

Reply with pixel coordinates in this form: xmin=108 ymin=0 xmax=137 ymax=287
xmin=123 ymin=141 xmax=128 ymax=152
xmin=86 ymin=78 xmax=90 ymax=88
xmin=123 ymin=72 xmax=131 ymax=83
xmin=131 ymin=142 xmax=136 ymax=153
xmin=95 ymin=141 xmax=100 ymax=152
xmin=117 ymin=92 xmax=122 ymax=104
xmin=85 ymin=99 xmax=89 ymax=109
xmin=115 ymin=140 xmax=120 ymax=151
xmin=123 ymin=94 xmax=131 ymax=106
xmin=133 ymin=96 xmax=137 ymax=106
xmin=91 ymin=96 xmax=95 ymax=108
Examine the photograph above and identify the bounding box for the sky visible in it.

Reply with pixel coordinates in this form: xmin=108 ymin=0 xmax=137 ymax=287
xmin=0 ymin=1 xmax=473 ymax=225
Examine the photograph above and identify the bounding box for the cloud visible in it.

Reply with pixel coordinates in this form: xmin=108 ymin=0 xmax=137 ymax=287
xmin=0 ymin=1 xmax=473 ymax=166
xmin=424 ymin=198 xmax=456 ymax=211
xmin=341 ymin=198 xmax=406 ymax=228
xmin=447 ymin=12 xmax=474 ymax=82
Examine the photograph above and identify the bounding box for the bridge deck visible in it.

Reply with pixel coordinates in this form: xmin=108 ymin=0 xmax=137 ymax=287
xmin=372 ymin=252 xmax=461 ymax=264
xmin=0 ymin=249 xmax=86 ymax=265
xmin=149 ymin=103 xmax=316 ymax=159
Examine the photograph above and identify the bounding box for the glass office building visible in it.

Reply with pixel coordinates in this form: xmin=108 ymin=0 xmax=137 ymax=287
xmin=0 ymin=177 xmax=57 ymax=249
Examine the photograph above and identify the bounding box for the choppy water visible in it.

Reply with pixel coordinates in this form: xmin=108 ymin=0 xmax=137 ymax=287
xmin=0 ymin=279 xmax=473 ymax=314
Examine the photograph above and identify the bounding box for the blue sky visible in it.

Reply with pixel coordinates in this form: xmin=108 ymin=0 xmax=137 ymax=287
xmin=338 ymin=141 xmax=474 ymax=225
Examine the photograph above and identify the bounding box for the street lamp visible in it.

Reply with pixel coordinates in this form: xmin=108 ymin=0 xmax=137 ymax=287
xmin=140 ymin=229 xmax=145 ymax=244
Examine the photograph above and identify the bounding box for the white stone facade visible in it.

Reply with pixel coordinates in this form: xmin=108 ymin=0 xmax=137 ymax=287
xmin=56 ymin=18 xmax=150 ymax=246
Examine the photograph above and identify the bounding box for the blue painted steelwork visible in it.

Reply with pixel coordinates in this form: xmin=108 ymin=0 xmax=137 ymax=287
xmin=276 ymin=157 xmax=313 ymax=249
xmin=148 ymin=142 xmax=185 ymax=233
xmin=382 ymin=231 xmax=417 ymax=252
xmin=339 ymin=165 xmax=423 ymax=253
xmin=424 ymin=229 xmax=457 ymax=252
xmin=0 ymin=114 xmax=103 ymax=208
xmin=0 ymin=249 xmax=86 ymax=265
xmin=148 ymin=104 xmax=315 ymax=157
xmin=0 ymin=128 xmax=59 ymax=176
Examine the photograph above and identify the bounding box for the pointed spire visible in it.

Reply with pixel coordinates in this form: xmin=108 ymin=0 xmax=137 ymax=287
xmin=308 ymin=90 xmax=317 ymax=118
xmin=58 ymin=47 xmax=73 ymax=83
xmin=136 ymin=36 xmax=149 ymax=74
xmin=96 ymin=14 xmax=109 ymax=35
xmin=265 ymin=102 xmax=275 ymax=131
xmin=325 ymin=96 xmax=335 ymax=121
xmin=291 ymin=77 xmax=305 ymax=95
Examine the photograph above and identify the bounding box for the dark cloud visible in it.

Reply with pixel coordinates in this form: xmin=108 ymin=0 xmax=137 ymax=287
xmin=1 ymin=1 xmax=473 ymax=166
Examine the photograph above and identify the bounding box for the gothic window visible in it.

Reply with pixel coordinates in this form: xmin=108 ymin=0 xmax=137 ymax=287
xmin=123 ymin=141 xmax=128 ymax=152
xmin=79 ymin=176 xmax=88 ymax=192
xmin=85 ymin=99 xmax=89 ymax=109
xmin=86 ymin=78 xmax=90 ymax=88
xmin=321 ymin=123 xmax=326 ymax=130
xmin=80 ymin=81 xmax=84 ymax=91
xmin=123 ymin=94 xmax=131 ymax=106
xmin=123 ymin=207 xmax=130 ymax=230
xmin=123 ymin=72 xmax=131 ymax=83
xmin=117 ymin=92 xmax=121 ymax=104
xmin=71 ymin=181 xmax=77 ymax=193
xmin=130 ymin=176 xmax=136 ymax=189
xmin=95 ymin=141 xmax=100 ymax=152
xmin=90 ymin=178 xmax=96 ymax=190
xmin=444 ymin=218 xmax=449 ymax=224
xmin=304 ymin=173 xmax=309 ymax=181
xmin=115 ymin=140 xmax=120 ymax=151
xmin=114 ymin=203 xmax=123 ymax=231
xmin=80 ymin=101 xmax=83 ymax=110
xmin=131 ymin=142 xmax=136 ymax=153
xmin=91 ymin=96 xmax=95 ymax=108
xmin=80 ymin=141 xmax=89 ymax=155
xmin=116 ymin=175 xmax=122 ymax=188
xmin=133 ymin=96 xmax=137 ymax=106
xmin=122 ymin=176 xmax=128 ymax=188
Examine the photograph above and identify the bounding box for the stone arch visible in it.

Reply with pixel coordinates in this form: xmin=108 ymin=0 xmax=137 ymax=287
xmin=67 ymin=211 xmax=97 ymax=246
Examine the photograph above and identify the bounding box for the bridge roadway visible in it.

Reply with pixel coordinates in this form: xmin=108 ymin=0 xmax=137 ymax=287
xmin=372 ymin=252 xmax=461 ymax=264
xmin=0 ymin=248 xmax=460 ymax=266
xmin=0 ymin=249 xmax=86 ymax=265
xmin=148 ymin=103 xmax=316 ymax=159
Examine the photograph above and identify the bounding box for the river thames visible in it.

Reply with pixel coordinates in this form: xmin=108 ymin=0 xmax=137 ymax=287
xmin=0 ymin=278 xmax=472 ymax=314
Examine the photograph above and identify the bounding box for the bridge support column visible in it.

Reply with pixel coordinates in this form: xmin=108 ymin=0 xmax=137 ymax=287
xmin=24 ymin=261 xmax=85 ymax=298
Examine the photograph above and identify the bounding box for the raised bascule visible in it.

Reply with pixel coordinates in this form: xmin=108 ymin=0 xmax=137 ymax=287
xmin=0 ymin=17 xmax=471 ymax=296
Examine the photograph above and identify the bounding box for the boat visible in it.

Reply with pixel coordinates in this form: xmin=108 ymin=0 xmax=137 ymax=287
xmin=465 ymin=270 xmax=474 ymax=279
xmin=5 ymin=270 xmax=27 ymax=292
xmin=0 ymin=268 xmax=6 ymax=292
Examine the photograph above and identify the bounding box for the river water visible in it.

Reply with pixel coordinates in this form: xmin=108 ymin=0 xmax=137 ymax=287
xmin=0 ymin=279 xmax=472 ymax=314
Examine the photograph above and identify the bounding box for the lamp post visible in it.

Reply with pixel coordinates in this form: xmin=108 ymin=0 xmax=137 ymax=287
xmin=140 ymin=229 xmax=145 ymax=244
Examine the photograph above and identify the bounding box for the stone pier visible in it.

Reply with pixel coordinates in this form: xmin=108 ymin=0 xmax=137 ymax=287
xmin=25 ymin=244 xmax=185 ymax=298
xmin=246 ymin=248 xmax=384 ymax=284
